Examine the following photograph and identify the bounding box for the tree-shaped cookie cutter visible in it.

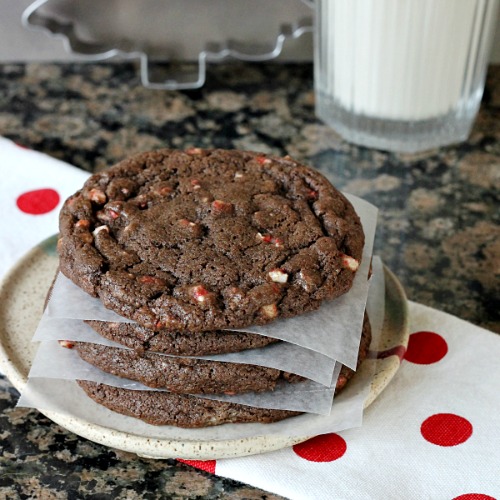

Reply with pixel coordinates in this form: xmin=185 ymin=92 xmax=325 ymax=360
xmin=22 ymin=0 xmax=314 ymax=90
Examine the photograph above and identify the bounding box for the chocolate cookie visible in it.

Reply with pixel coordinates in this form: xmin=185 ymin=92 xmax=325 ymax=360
xmin=77 ymin=381 xmax=301 ymax=427
xmin=335 ymin=313 xmax=372 ymax=392
xmin=70 ymin=313 xmax=371 ymax=396
xmin=85 ymin=320 xmax=279 ymax=356
xmin=58 ymin=149 xmax=364 ymax=332
xmin=73 ymin=342 xmax=304 ymax=394
xmin=74 ymin=316 xmax=371 ymax=427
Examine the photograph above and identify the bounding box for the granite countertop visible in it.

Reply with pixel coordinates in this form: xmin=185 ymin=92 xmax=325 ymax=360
xmin=0 ymin=62 xmax=498 ymax=498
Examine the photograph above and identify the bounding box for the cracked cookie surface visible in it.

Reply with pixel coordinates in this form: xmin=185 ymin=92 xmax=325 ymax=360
xmin=59 ymin=149 xmax=364 ymax=332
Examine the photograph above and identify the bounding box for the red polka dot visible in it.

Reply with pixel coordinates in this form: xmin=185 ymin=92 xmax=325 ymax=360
xmin=293 ymin=433 xmax=347 ymax=462
xmin=453 ymin=495 xmax=497 ymax=500
xmin=16 ymin=188 xmax=60 ymax=215
xmin=177 ymin=459 xmax=216 ymax=474
xmin=405 ymin=331 xmax=448 ymax=364
xmin=420 ymin=413 xmax=473 ymax=447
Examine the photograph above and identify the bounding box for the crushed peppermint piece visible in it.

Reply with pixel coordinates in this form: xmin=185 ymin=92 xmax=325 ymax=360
xmin=212 ymin=199 xmax=234 ymax=214
xmin=341 ymin=254 xmax=360 ymax=271
xmin=257 ymin=232 xmax=272 ymax=243
xmin=256 ymin=232 xmax=284 ymax=248
xmin=108 ymin=209 xmax=119 ymax=220
xmin=58 ymin=340 xmax=74 ymax=349
xmin=256 ymin=156 xmax=272 ymax=165
xmin=191 ymin=285 xmax=211 ymax=303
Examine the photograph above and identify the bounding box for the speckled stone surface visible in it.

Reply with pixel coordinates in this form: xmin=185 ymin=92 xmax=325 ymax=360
xmin=0 ymin=61 xmax=498 ymax=498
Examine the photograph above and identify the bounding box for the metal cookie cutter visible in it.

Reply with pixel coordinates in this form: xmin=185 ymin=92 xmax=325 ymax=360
xmin=22 ymin=0 xmax=314 ymax=90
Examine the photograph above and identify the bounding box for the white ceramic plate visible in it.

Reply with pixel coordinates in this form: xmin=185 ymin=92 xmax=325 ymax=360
xmin=0 ymin=235 xmax=409 ymax=459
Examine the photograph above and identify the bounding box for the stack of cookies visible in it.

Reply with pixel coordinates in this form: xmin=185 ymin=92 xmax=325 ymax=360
xmin=56 ymin=149 xmax=369 ymax=428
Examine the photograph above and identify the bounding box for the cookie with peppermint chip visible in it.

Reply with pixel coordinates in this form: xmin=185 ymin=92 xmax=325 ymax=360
xmin=72 ymin=313 xmax=370 ymax=395
xmin=77 ymin=381 xmax=302 ymax=427
xmin=72 ymin=342 xmax=305 ymax=394
xmin=73 ymin=314 xmax=371 ymax=427
xmin=58 ymin=149 xmax=364 ymax=332
xmin=84 ymin=320 xmax=279 ymax=356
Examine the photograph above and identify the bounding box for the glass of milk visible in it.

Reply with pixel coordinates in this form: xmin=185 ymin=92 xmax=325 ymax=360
xmin=314 ymin=0 xmax=499 ymax=153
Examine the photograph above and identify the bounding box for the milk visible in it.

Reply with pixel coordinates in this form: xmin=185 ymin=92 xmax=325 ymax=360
xmin=314 ymin=0 xmax=499 ymax=151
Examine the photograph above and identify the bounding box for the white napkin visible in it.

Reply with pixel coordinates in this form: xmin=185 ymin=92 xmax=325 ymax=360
xmin=0 ymin=138 xmax=90 ymax=279
xmin=2 ymin=138 xmax=498 ymax=499
xmin=182 ymin=303 xmax=500 ymax=499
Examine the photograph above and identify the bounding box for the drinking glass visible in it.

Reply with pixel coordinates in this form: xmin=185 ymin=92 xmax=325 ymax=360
xmin=314 ymin=0 xmax=500 ymax=152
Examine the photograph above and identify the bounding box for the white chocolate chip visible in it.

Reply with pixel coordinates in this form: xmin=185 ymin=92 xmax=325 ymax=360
xmin=268 ymin=269 xmax=288 ymax=283
xmin=92 ymin=225 xmax=109 ymax=237
xmin=261 ymin=304 xmax=278 ymax=318
xmin=88 ymin=188 xmax=107 ymax=204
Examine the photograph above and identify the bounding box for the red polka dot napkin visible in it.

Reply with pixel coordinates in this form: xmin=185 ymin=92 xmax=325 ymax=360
xmin=0 ymin=138 xmax=89 ymax=279
xmin=200 ymin=304 xmax=500 ymax=499
xmin=1 ymin=138 xmax=499 ymax=499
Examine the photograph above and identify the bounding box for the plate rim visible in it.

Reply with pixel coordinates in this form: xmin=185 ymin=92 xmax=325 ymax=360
xmin=0 ymin=235 xmax=409 ymax=459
